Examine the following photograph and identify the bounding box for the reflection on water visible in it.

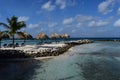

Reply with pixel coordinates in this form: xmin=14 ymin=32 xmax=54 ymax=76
xmin=0 ymin=60 xmax=42 ymax=80
xmin=1 ymin=42 xmax=120 ymax=80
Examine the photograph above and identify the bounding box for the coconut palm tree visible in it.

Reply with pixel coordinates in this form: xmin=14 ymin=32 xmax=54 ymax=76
xmin=0 ymin=31 xmax=10 ymax=48
xmin=0 ymin=31 xmax=3 ymax=48
xmin=0 ymin=16 xmax=26 ymax=48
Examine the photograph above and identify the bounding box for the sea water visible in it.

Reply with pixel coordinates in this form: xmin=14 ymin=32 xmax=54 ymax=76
xmin=0 ymin=42 xmax=120 ymax=80
xmin=1 ymin=37 xmax=120 ymax=46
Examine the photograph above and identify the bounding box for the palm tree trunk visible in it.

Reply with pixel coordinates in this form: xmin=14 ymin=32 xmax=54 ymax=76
xmin=0 ymin=39 xmax=1 ymax=49
xmin=12 ymin=35 xmax=15 ymax=48
xmin=24 ymin=38 xmax=26 ymax=45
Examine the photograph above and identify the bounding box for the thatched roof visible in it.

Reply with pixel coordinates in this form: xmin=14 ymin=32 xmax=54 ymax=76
xmin=17 ymin=32 xmax=33 ymax=39
xmin=50 ymin=33 xmax=61 ymax=39
xmin=0 ymin=32 xmax=10 ymax=39
xmin=36 ymin=32 xmax=49 ymax=39
xmin=60 ymin=33 xmax=70 ymax=38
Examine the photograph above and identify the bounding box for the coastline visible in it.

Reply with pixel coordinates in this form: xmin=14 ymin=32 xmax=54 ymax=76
xmin=0 ymin=56 xmax=55 ymax=62
xmin=0 ymin=39 xmax=93 ymax=60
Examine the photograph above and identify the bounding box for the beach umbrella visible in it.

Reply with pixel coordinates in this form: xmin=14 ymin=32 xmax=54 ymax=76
xmin=17 ymin=32 xmax=33 ymax=44
xmin=60 ymin=33 xmax=70 ymax=38
xmin=36 ymin=32 xmax=49 ymax=39
xmin=50 ymin=33 xmax=61 ymax=39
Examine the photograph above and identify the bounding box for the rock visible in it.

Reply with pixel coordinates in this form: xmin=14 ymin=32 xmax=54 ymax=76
xmin=36 ymin=32 xmax=49 ymax=39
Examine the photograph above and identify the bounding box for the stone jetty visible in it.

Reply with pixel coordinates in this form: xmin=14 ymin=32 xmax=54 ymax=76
xmin=0 ymin=39 xmax=93 ymax=59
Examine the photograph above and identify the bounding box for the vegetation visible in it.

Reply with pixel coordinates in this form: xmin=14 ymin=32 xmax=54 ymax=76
xmin=0 ymin=16 xmax=26 ymax=48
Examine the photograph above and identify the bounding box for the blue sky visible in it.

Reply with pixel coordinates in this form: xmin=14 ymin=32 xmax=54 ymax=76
xmin=0 ymin=0 xmax=120 ymax=37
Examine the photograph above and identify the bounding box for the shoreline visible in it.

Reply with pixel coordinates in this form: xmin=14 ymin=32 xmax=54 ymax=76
xmin=0 ymin=56 xmax=55 ymax=62
xmin=0 ymin=39 xmax=93 ymax=60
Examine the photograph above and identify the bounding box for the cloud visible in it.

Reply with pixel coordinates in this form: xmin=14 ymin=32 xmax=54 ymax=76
xmin=58 ymin=28 xmax=63 ymax=32
xmin=117 ymin=7 xmax=120 ymax=15
xmin=62 ymin=14 xmax=112 ymax=28
xmin=48 ymin=22 xmax=57 ymax=27
xmin=18 ymin=16 xmax=29 ymax=21
xmin=55 ymin=0 xmax=66 ymax=9
xmin=41 ymin=0 xmax=76 ymax=11
xmin=63 ymin=18 xmax=73 ymax=26
xmin=28 ymin=21 xmax=57 ymax=29
xmin=88 ymin=20 xmax=109 ymax=27
xmin=41 ymin=1 xmax=56 ymax=11
xmin=76 ymin=22 xmax=82 ymax=28
xmin=75 ymin=15 xmax=93 ymax=22
xmin=114 ymin=19 xmax=120 ymax=27
xmin=28 ymin=24 xmax=40 ymax=28
xmin=98 ymin=0 xmax=115 ymax=14
xmin=72 ymin=29 xmax=77 ymax=33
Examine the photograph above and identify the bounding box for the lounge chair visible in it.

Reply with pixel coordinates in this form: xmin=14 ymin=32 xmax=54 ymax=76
xmin=8 ymin=43 xmax=13 ymax=47
xmin=21 ymin=43 xmax=25 ymax=46
xmin=15 ymin=43 xmax=19 ymax=47
xmin=3 ymin=44 xmax=7 ymax=48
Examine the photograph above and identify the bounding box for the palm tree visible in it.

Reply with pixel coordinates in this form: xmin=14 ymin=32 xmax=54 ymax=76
xmin=0 ymin=31 xmax=10 ymax=48
xmin=0 ymin=16 xmax=26 ymax=48
xmin=0 ymin=31 xmax=3 ymax=48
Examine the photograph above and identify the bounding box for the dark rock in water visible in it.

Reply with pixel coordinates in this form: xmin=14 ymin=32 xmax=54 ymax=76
xmin=0 ymin=50 xmax=30 ymax=59
xmin=0 ymin=40 xmax=93 ymax=59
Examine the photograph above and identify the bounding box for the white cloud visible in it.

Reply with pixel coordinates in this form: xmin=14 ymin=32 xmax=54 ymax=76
xmin=18 ymin=16 xmax=29 ymax=21
xmin=63 ymin=18 xmax=73 ymax=26
xmin=72 ymin=29 xmax=77 ymax=33
xmin=98 ymin=0 xmax=115 ymax=14
xmin=88 ymin=20 xmax=109 ymax=27
xmin=117 ymin=7 xmax=120 ymax=15
xmin=40 ymin=0 xmax=76 ymax=11
xmin=76 ymin=22 xmax=82 ymax=28
xmin=114 ymin=19 xmax=120 ymax=27
xmin=55 ymin=0 xmax=66 ymax=9
xmin=75 ymin=15 xmax=93 ymax=22
xmin=28 ymin=24 xmax=40 ymax=28
xmin=58 ymin=28 xmax=63 ymax=32
xmin=48 ymin=22 xmax=57 ymax=27
xmin=41 ymin=1 xmax=56 ymax=11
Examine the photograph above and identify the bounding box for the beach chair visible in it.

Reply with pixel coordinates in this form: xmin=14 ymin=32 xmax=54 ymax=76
xmin=8 ymin=43 xmax=13 ymax=47
xmin=15 ymin=43 xmax=19 ymax=47
xmin=3 ymin=44 xmax=7 ymax=48
xmin=21 ymin=43 xmax=25 ymax=46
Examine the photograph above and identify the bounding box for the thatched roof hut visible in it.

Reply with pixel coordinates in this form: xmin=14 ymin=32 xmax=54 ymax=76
xmin=36 ymin=32 xmax=49 ymax=39
xmin=0 ymin=31 xmax=10 ymax=39
xmin=17 ymin=32 xmax=33 ymax=39
xmin=60 ymin=33 xmax=70 ymax=38
xmin=50 ymin=33 xmax=61 ymax=39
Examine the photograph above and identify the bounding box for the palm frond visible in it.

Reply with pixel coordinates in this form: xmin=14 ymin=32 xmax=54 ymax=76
xmin=0 ymin=23 xmax=10 ymax=29
xmin=17 ymin=21 xmax=26 ymax=29
xmin=17 ymin=31 xmax=26 ymax=39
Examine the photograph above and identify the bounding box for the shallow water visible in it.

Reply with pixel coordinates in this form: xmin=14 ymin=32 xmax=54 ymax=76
xmin=0 ymin=42 xmax=120 ymax=80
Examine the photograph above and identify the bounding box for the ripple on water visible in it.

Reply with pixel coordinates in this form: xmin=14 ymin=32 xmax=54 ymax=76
xmin=1 ymin=42 xmax=120 ymax=80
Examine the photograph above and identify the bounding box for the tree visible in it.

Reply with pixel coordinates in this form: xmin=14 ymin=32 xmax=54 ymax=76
xmin=0 ymin=16 xmax=26 ymax=48
xmin=0 ymin=31 xmax=10 ymax=48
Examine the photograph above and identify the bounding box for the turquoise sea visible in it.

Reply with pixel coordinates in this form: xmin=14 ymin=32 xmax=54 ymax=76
xmin=1 ymin=37 xmax=120 ymax=46
xmin=0 ymin=41 xmax=120 ymax=80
